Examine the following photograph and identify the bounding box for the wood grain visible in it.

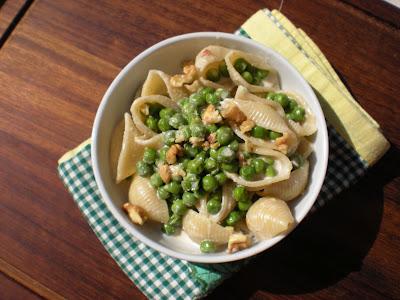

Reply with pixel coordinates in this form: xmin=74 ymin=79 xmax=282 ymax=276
xmin=0 ymin=0 xmax=399 ymax=299
xmin=0 ymin=0 xmax=27 ymax=41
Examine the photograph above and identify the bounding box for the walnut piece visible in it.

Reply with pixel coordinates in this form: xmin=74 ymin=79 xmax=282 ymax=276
xmin=189 ymin=137 xmax=205 ymax=147
xmin=227 ymin=233 xmax=251 ymax=254
xmin=239 ymin=119 xmax=255 ymax=133
xmin=275 ymin=132 xmax=289 ymax=154
xmin=123 ymin=203 xmax=148 ymax=225
xmin=159 ymin=164 xmax=171 ymax=183
xmin=170 ymin=64 xmax=197 ymax=87
xmin=166 ymin=144 xmax=183 ymax=164
xmin=221 ymin=103 xmax=246 ymax=124
xmin=202 ymin=104 xmax=222 ymax=124
xmin=207 ymin=132 xmax=217 ymax=144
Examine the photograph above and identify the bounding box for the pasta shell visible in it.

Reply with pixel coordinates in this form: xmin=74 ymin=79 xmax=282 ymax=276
xmin=110 ymin=117 xmax=125 ymax=181
xmin=130 ymin=95 xmax=179 ymax=137
xmin=284 ymin=91 xmax=317 ymax=137
xmin=258 ymin=160 xmax=310 ymax=201
xmin=182 ymin=209 xmax=234 ymax=245
xmin=296 ymin=137 xmax=313 ymax=159
xmin=112 ymin=113 xmax=146 ymax=183
xmin=224 ymin=98 xmax=299 ymax=154
xmin=196 ymin=182 xmax=236 ymax=224
xmin=141 ymin=70 xmax=188 ymax=101
xmin=195 ymin=45 xmax=235 ymax=90
xmin=246 ymin=197 xmax=294 ymax=240
xmin=134 ymin=133 xmax=164 ymax=149
xmin=225 ymin=146 xmax=292 ymax=190
xmin=225 ymin=50 xmax=280 ymax=93
xmin=234 ymin=85 xmax=285 ymax=117
xmin=128 ymin=175 xmax=169 ymax=223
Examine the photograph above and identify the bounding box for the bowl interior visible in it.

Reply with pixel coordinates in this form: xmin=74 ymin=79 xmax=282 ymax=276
xmin=92 ymin=32 xmax=328 ymax=263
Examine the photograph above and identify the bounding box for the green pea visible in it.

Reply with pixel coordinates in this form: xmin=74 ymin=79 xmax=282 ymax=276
xmin=193 ymin=189 xmax=205 ymax=199
xmin=233 ymin=185 xmax=247 ymax=202
xmin=187 ymin=159 xmax=204 ymax=174
xmin=265 ymin=165 xmax=277 ymax=177
xmin=143 ymin=147 xmax=157 ymax=164
xmin=269 ymin=130 xmax=283 ymax=140
xmin=165 ymin=181 xmax=182 ymax=194
xmin=238 ymin=199 xmax=252 ymax=211
xmin=169 ymin=113 xmax=187 ymax=129
xmin=216 ymin=126 xmax=234 ymax=146
xmin=146 ymin=116 xmax=159 ymax=132
xmin=206 ymin=93 xmax=219 ymax=105
xmin=162 ymin=223 xmax=176 ymax=235
xmin=157 ymin=186 xmax=170 ymax=200
xmin=209 ymin=148 xmax=219 ymax=160
xmin=240 ymin=165 xmax=256 ymax=180
xmin=171 ymin=199 xmax=187 ymax=216
xmin=178 ymin=97 xmax=189 ymax=108
xmin=159 ymin=107 xmax=176 ymax=119
xmin=163 ymin=130 xmax=176 ymax=146
xmin=205 ymin=157 xmax=218 ymax=172
xmin=158 ymin=118 xmax=171 ymax=132
xmin=255 ymin=68 xmax=269 ymax=80
xmin=136 ymin=161 xmax=153 ymax=177
xmin=221 ymin=162 xmax=238 ymax=173
xmin=217 ymin=146 xmax=236 ymax=163
xmin=206 ymin=68 xmax=220 ymax=82
xmin=148 ymin=104 xmax=162 ymax=117
xmin=207 ymin=198 xmax=221 ymax=214
xmin=225 ymin=211 xmax=243 ymax=226
xmin=288 ymin=99 xmax=298 ymax=111
xmin=184 ymin=144 xmax=199 ymax=158
xmin=273 ymin=93 xmax=289 ymax=108
xmin=206 ymin=124 xmax=218 ymax=133
xmin=215 ymin=88 xmax=230 ymax=99
xmin=243 ymin=151 xmax=252 ymax=159
xmin=158 ymin=146 xmax=169 ymax=162
xmin=195 ymin=151 xmax=207 ymax=162
xmin=228 ymin=140 xmax=239 ymax=151
xmin=198 ymin=87 xmax=215 ymax=97
xmin=176 ymin=126 xmax=191 ymax=142
xmin=251 ymin=126 xmax=268 ymax=139
xmin=168 ymin=214 xmax=182 ymax=227
xmin=190 ymin=123 xmax=207 ymax=138
xmin=189 ymin=93 xmax=206 ymax=107
xmin=202 ymin=175 xmax=218 ymax=192
xmin=291 ymin=107 xmax=306 ymax=122
xmin=182 ymin=102 xmax=198 ymax=117
xmin=264 ymin=157 xmax=275 ymax=165
xmin=219 ymin=61 xmax=229 ymax=77
xmin=182 ymin=192 xmax=197 ymax=207
xmin=291 ymin=153 xmax=304 ymax=169
xmin=215 ymin=172 xmax=228 ymax=185
xmin=181 ymin=173 xmax=200 ymax=192
xmin=209 ymin=190 xmax=222 ymax=202
xmin=200 ymin=240 xmax=216 ymax=253
xmin=180 ymin=157 xmax=190 ymax=169
xmin=150 ymin=173 xmax=163 ymax=188
xmin=251 ymin=158 xmax=266 ymax=173
xmin=234 ymin=58 xmax=248 ymax=73
xmin=241 ymin=71 xmax=254 ymax=84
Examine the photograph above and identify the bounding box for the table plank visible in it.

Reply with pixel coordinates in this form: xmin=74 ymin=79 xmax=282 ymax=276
xmin=0 ymin=272 xmax=42 ymax=300
xmin=0 ymin=0 xmax=28 ymax=43
xmin=0 ymin=0 xmax=399 ymax=299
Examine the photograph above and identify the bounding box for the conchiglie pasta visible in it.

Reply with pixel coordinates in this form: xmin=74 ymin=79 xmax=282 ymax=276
xmin=110 ymin=117 xmax=125 ymax=181
xmin=195 ymin=45 xmax=235 ymax=90
xmin=296 ymin=137 xmax=313 ymax=159
xmin=141 ymin=70 xmax=188 ymax=101
xmin=128 ymin=175 xmax=169 ymax=223
xmin=225 ymin=50 xmax=280 ymax=93
xmin=182 ymin=209 xmax=234 ymax=245
xmin=258 ymin=160 xmax=310 ymax=201
xmin=130 ymin=95 xmax=179 ymax=137
xmin=246 ymin=197 xmax=294 ymax=240
xmin=224 ymin=146 xmax=292 ymax=190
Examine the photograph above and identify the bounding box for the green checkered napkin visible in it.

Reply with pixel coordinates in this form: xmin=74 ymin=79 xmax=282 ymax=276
xmin=58 ymin=9 xmax=388 ymax=300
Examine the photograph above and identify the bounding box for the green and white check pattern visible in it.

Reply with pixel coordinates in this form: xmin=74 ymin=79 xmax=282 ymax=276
xmin=57 ymin=27 xmax=369 ymax=299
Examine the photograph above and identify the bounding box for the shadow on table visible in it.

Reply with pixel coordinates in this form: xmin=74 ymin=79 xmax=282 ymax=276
xmin=208 ymin=146 xmax=399 ymax=299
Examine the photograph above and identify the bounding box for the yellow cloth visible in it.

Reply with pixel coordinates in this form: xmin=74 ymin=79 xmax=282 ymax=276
xmin=242 ymin=9 xmax=389 ymax=166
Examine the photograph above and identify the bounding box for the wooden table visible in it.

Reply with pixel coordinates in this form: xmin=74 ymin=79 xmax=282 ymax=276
xmin=0 ymin=0 xmax=399 ymax=299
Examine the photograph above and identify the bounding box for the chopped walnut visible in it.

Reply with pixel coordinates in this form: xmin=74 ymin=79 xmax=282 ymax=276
xmin=238 ymin=152 xmax=246 ymax=167
xmin=207 ymin=133 xmax=217 ymax=144
xmin=166 ymin=144 xmax=183 ymax=164
xmin=170 ymin=164 xmax=186 ymax=178
xmin=227 ymin=232 xmax=251 ymax=253
xmin=275 ymin=132 xmax=289 ymax=154
xmin=170 ymin=64 xmax=197 ymax=87
xmin=184 ymin=80 xmax=202 ymax=93
xmin=221 ymin=103 xmax=246 ymax=124
xmin=189 ymin=136 xmax=205 ymax=147
xmin=239 ymin=119 xmax=255 ymax=133
xmin=202 ymin=104 xmax=222 ymax=124
xmin=159 ymin=164 xmax=171 ymax=183
xmin=202 ymin=141 xmax=210 ymax=150
xmin=210 ymin=142 xmax=220 ymax=149
xmin=123 ymin=203 xmax=148 ymax=225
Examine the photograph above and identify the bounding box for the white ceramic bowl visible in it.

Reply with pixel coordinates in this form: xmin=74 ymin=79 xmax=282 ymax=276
xmin=92 ymin=32 xmax=329 ymax=263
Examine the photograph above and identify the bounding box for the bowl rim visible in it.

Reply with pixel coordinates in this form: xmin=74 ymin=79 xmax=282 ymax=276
xmin=91 ymin=31 xmax=329 ymax=263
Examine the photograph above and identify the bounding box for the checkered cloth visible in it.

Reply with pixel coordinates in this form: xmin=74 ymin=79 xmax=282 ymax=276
xmin=57 ymin=11 xmax=380 ymax=299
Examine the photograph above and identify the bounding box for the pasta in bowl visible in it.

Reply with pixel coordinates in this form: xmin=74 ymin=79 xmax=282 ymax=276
xmin=92 ymin=32 xmax=328 ymax=263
